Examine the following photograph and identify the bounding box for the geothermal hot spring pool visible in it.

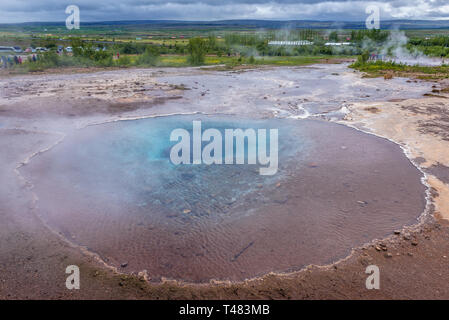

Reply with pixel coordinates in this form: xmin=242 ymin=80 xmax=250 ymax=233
xmin=22 ymin=114 xmax=426 ymax=282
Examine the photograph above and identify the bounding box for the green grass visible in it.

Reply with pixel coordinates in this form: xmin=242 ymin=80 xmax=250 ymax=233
xmin=250 ymin=56 xmax=335 ymax=66
xmin=159 ymin=55 xmax=350 ymax=68
xmin=350 ymin=60 xmax=449 ymax=79
xmin=8 ymin=53 xmax=353 ymax=74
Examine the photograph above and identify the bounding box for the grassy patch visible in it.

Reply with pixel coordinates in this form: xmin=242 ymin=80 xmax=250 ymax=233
xmin=252 ymin=56 xmax=322 ymax=66
xmin=10 ymin=53 xmax=353 ymax=74
xmin=350 ymin=60 xmax=449 ymax=80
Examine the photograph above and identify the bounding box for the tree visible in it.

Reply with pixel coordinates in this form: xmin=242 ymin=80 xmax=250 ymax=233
xmin=137 ymin=46 xmax=160 ymax=66
xmin=208 ymin=34 xmax=217 ymax=50
xmin=329 ymin=31 xmax=339 ymax=42
xmin=188 ymin=37 xmax=206 ymax=66
xmin=357 ymin=50 xmax=370 ymax=64
xmin=256 ymin=40 xmax=268 ymax=56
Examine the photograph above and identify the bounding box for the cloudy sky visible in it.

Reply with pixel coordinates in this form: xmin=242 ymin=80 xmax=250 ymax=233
xmin=1 ymin=0 xmax=449 ymax=23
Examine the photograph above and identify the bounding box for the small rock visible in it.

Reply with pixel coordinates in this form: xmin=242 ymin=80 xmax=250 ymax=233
xmin=403 ymin=234 xmax=411 ymax=240
xmin=408 ymin=252 xmax=414 ymax=256
xmin=183 ymin=209 xmax=191 ymax=214
xmin=394 ymin=230 xmax=401 ymax=235
xmin=137 ymin=270 xmax=149 ymax=281
xmin=375 ymin=246 xmax=382 ymax=251
xmin=411 ymin=241 xmax=418 ymax=246
xmin=121 ymin=262 xmax=128 ymax=268
xmin=385 ymin=253 xmax=393 ymax=258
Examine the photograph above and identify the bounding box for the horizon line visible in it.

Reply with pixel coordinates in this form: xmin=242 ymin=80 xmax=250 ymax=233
xmin=2 ymin=18 xmax=449 ymax=25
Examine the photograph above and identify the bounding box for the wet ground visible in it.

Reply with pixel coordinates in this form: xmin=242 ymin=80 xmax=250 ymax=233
xmin=154 ymin=63 xmax=432 ymax=120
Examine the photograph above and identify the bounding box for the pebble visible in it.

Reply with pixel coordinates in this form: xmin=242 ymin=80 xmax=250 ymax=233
xmin=137 ymin=270 xmax=149 ymax=281
xmin=385 ymin=253 xmax=393 ymax=258
xmin=121 ymin=262 xmax=128 ymax=268
xmin=411 ymin=241 xmax=418 ymax=246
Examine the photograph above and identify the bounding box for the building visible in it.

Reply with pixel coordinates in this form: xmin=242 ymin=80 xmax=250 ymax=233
xmin=268 ymin=40 xmax=314 ymax=46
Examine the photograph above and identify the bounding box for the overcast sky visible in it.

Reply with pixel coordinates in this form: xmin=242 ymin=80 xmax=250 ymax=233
xmin=1 ymin=0 xmax=449 ymax=23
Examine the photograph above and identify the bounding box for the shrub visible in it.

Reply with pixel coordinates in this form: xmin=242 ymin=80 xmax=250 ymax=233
xmin=187 ymin=37 xmax=206 ymax=66
xmin=115 ymin=55 xmax=132 ymax=67
xmin=357 ymin=50 xmax=370 ymax=64
xmin=136 ymin=46 xmax=160 ymax=66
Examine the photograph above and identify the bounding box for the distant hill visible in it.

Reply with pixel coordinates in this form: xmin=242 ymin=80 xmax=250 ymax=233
xmin=2 ymin=19 xmax=449 ymax=30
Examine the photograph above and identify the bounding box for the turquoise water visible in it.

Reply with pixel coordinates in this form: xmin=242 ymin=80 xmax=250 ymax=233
xmin=58 ymin=115 xmax=309 ymax=221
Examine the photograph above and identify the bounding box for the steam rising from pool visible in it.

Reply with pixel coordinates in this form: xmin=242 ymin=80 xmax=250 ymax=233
xmin=22 ymin=115 xmax=426 ymax=282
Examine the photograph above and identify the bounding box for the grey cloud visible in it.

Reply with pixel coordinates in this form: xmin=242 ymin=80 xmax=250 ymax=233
xmin=0 ymin=0 xmax=448 ymax=23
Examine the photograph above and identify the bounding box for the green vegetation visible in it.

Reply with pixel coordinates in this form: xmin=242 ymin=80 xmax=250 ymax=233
xmin=407 ymin=36 xmax=449 ymax=58
xmin=187 ymin=37 xmax=207 ymax=65
xmin=5 ymin=23 xmax=449 ymax=74
xmin=136 ymin=46 xmax=160 ymax=66
xmin=350 ymin=60 xmax=449 ymax=80
xmin=4 ymin=28 xmax=360 ymax=73
xmin=350 ymin=29 xmax=390 ymax=43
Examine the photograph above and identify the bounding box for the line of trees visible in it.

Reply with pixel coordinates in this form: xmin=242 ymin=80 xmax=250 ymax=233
xmin=350 ymin=29 xmax=390 ymax=43
xmin=409 ymin=36 xmax=449 ymax=47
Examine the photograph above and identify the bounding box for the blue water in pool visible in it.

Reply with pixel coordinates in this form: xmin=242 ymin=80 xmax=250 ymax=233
xmin=68 ymin=115 xmax=309 ymax=221
xmin=23 ymin=114 xmax=426 ymax=282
